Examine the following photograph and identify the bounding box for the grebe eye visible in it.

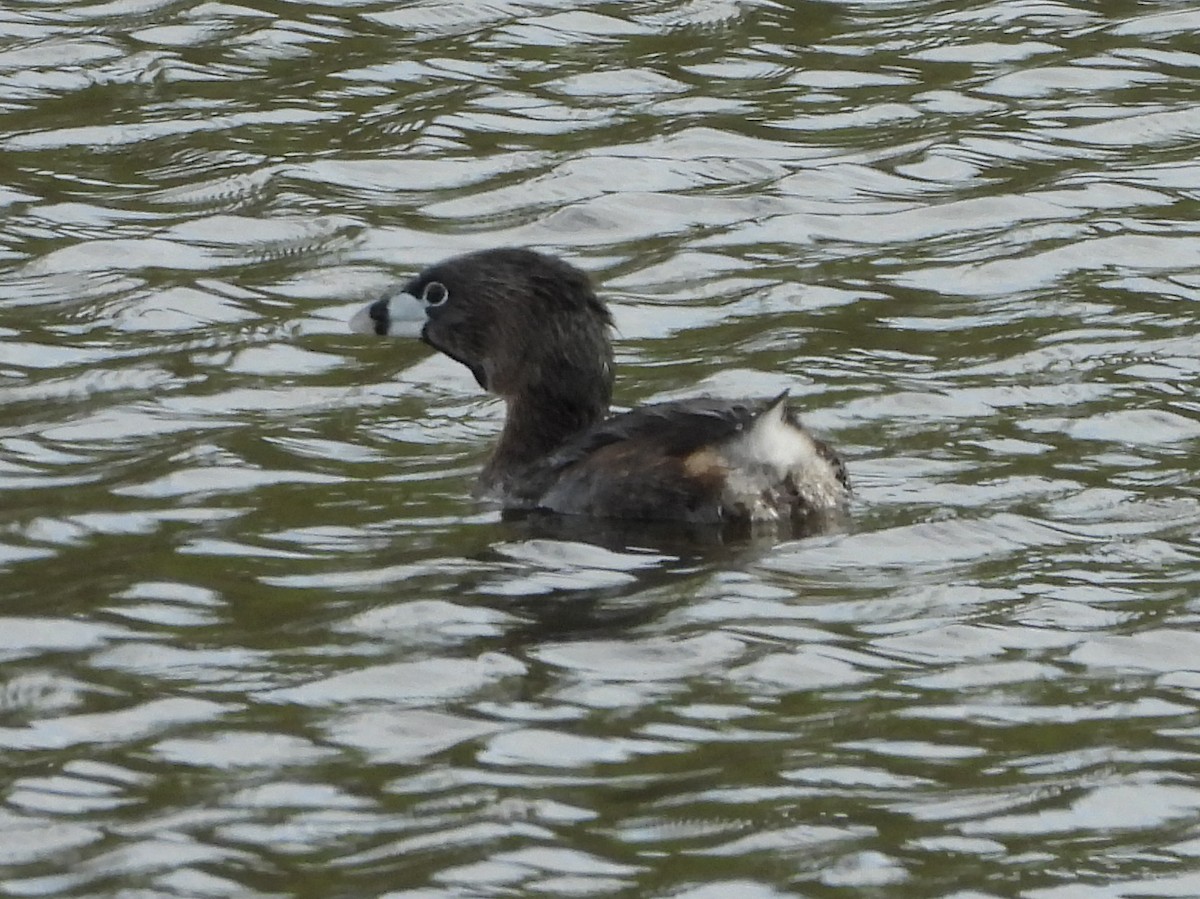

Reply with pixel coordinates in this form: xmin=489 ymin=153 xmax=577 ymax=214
xmin=422 ymin=281 xmax=449 ymax=307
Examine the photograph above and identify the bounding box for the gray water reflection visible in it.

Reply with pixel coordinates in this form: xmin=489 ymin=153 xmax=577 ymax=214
xmin=3 ymin=0 xmax=1200 ymax=896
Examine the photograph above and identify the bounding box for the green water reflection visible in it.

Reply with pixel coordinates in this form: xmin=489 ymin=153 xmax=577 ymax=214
xmin=2 ymin=1 xmax=1199 ymax=896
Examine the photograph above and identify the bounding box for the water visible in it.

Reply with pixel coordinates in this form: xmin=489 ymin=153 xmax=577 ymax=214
xmin=2 ymin=0 xmax=1200 ymax=895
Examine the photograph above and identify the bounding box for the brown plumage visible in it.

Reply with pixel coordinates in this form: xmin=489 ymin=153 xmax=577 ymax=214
xmin=351 ymin=248 xmax=849 ymax=534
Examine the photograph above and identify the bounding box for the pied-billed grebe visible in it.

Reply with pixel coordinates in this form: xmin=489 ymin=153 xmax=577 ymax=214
xmin=350 ymin=248 xmax=848 ymax=531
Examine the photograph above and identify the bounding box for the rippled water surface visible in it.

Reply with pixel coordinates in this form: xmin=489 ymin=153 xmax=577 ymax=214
xmin=3 ymin=0 xmax=1200 ymax=895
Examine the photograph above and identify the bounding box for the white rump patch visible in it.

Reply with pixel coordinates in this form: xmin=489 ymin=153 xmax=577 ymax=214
xmin=722 ymin=396 xmax=846 ymax=519
xmin=742 ymin=397 xmax=821 ymax=471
